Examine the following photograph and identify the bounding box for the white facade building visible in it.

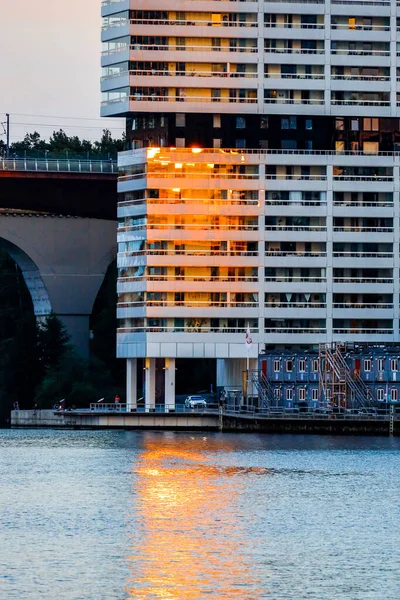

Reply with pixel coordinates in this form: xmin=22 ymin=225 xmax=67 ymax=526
xmin=101 ymin=0 xmax=400 ymax=408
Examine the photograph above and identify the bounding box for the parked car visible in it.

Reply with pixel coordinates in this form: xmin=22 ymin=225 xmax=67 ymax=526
xmin=185 ymin=395 xmax=207 ymax=409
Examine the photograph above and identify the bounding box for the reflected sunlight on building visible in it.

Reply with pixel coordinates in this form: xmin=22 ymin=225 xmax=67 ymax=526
xmin=125 ymin=435 xmax=266 ymax=599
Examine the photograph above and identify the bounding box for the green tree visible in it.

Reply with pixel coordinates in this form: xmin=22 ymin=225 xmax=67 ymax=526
xmin=37 ymin=312 xmax=71 ymax=375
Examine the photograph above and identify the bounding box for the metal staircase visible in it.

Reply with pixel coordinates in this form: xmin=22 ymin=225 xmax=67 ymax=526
xmin=319 ymin=344 xmax=374 ymax=409
xmin=250 ymin=370 xmax=274 ymax=409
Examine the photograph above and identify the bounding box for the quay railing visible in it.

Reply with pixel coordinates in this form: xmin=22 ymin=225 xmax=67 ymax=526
xmin=0 ymin=158 xmax=117 ymax=174
xmin=76 ymin=403 xmax=399 ymax=421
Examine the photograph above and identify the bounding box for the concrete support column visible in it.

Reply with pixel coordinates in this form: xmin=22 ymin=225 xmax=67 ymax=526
xmin=126 ymin=358 xmax=137 ymax=412
xmin=145 ymin=357 xmax=156 ymax=411
xmin=164 ymin=358 xmax=176 ymax=411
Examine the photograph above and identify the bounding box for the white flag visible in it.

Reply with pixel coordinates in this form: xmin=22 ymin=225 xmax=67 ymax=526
xmin=245 ymin=324 xmax=253 ymax=352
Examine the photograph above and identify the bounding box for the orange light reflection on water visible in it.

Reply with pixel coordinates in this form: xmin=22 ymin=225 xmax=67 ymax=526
xmin=125 ymin=435 xmax=266 ymax=599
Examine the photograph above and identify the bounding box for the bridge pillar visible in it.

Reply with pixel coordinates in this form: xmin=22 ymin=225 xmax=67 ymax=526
xmin=126 ymin=358 xmax=137 ymax=412
xmin=145 ymin=357 xmax=156 ymax=411
xmin=164 ymin=358 xmax=176 ymax=411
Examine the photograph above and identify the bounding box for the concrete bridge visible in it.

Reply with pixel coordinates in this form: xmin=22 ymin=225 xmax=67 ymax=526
xmin=0 ymin=159 xmax=118 ymax=353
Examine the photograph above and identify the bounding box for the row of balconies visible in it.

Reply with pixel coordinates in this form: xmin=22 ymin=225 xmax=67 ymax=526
xmin=103 ymin=18 xmax=395 ymax=32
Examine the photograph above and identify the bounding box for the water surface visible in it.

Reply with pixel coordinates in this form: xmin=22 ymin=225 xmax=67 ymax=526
xmin=0 ymin=430 xmax=399 ymax=599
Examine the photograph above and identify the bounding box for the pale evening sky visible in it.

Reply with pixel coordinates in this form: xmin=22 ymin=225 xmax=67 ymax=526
xmin=0 ymin=0 xmax=124 ymax=144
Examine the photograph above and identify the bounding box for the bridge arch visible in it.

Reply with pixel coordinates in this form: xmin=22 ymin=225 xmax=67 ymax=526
xmin=0 ymin=238 xmax=52 ymax=317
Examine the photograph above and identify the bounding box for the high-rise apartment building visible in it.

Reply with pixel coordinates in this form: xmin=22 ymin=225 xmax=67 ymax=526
xmin=101 ymin=0 xmax=400 ymax=409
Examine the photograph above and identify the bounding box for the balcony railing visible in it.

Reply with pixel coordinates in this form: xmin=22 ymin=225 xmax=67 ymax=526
xmin=265 ymin=174 xmax=326 ymax=180
xmin=265 ymin=302 xmax=326 ymax=308
xmin=331 ymin=24 xmax=390 ymax=31
xmin=119 ymin=198 xmax=259 ymax=206
xmin=333 ymin=303 xmax=393 ymax=309
xmin=118 ymin=223 xmax=258 ymax=231
xmin=332 ymin=328 xmax=393 ymax=334
xmin=331 ymin=99 xmax=390 ymax=106
xmin=264 ymin=327 xmax=326 ymax=333
xmin=130 ymin=43 xmax=258 ymax=53
xmin=331 ymin=74 xmax=390 ymax=81
xmin=265 ymin=73 xmax=324 ymax=80
xmin=118 ymin=173 xmax=258 ymax=183
xmin=264 ymin=276 xmax=326 ymax=282
xmin=264 ymin=22 xmax=324 ymax=29
xmin=266 ymin=250 xmax=326 ymax=257
xmin=118 ymin=326 xmax=259 ymax=333
xmin=118 ymin=275 xmax=258 ymax=282
xmin=267 ymin=200 xmax=326 ymax=206
xmin=144 ymin=172 xmax=259 ymax=180
xmin=331 ymin=49 xmax=390 ymax=56
xmin=119 ymin=250 xmax=259 ymax=257
xmin=333 ymin=251 xmax=393 ymax=258
xmin=125 ymin=94 xmax=257 ymax=104
xmin=264 ymin=48 xmax=325 ymax=54
xmin=333 ymin=175 xmax=393 ymax=181
xmin=118 ymin=300 xmax=258 ymax=308
xmin=130 ymin=18 xmax=258 ymax=27
xmin=333 ymin=277 xmax=393 ymax=283
xmin=333 ymin=226 xmax=393 ymax=233
xmin=117 ymin=147 xmax=400 ymax=158
xmin=264 ymin=98 xmax=324 ymax=104
xmin=105 ymin=69 xmax=258 ymax=80
xmin=265 ymin=225 xmax=326 ymax=231
xmin=333 ymin=201 xmax=393 ymax=207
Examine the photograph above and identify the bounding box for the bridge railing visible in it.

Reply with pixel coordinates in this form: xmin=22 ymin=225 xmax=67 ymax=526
xmin=0 ymin=158 xmax=117 ymax=174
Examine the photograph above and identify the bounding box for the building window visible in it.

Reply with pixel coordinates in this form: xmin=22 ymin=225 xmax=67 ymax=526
xmin=289 ymin=116 xmax=297 ymax=129
xmin=273 ymin=359 xmax=281 ymax=372
xmin=364 ymin=359 xmax=371 ymax=372
xmin=273 ymin=388 xmax=281 ymax=401
xmin=391 ymin=388 xmax=398 ymax=402
xmin=377 ymin=388 xmax=385 ymax=402
xmin=363 ymin=118 xmax=379 ymax=131
xmin=335 ymin=118 xmax=344 ymax=130
xmin=236 ymin=139 xmax=246 ymax=148
xmin=236 ymin=117 xmax=246 ymax=129
xmin=176 ymin=114 xmax=185 ymax=127
xmin=281 ymin=140 xmax=297 ymax=150
xmin=260 ymin=117 xmax=269 ymax=129
xmin=335 ymin=141 xmax=345 ymax=154
xmin=312 ymin=359 xmax=319 ymax=372
xmin=377 ymin=358 xmax=385 ymax=371
xmin=390 ymin=358 xmax=398 ymax=372
xmin=305 ymin=140 xmax=313 ymax=150
xmin=175 ymin=137 xmax=185 ymax=147
xmin=281 ymin=118 xmax=289 ymax=130
xmin=131 ymin=118 xmax=138 ymax=131
xmin=286 ymin=388 xmax=293 ymax=401
xmin=351 ymin=119 xmax=359 ymax=131
xmin=213 ymin=115 xmax=221 ymax=128
xmin=298 ymin=359 xmax=306 ymax=372
xmin=305 ymin=119 xmax=313 ymax=130
xmin=160 ymin=116 xmax=166 ymax=127
xmin=298 ymin=388 xmax=306 ymax=401
xmin=325 ymin=388 xmax=331 ymax=402
xmin=312 ymin=388 xmax=318 ymax=401
xmin=213 ymin=138 xmax=221 ymax=148
xmin=363 ymin=142 xmax=379 ymax=155
xmin=286 ymin=359 xmax=293 ymax=372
